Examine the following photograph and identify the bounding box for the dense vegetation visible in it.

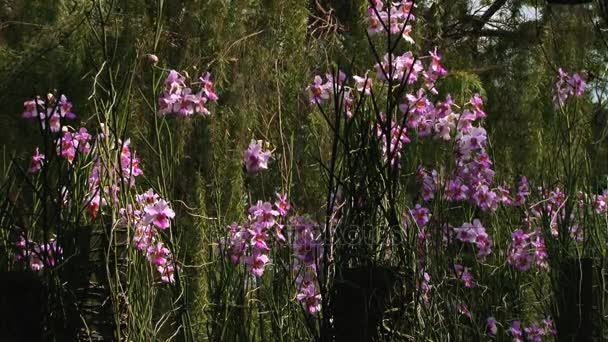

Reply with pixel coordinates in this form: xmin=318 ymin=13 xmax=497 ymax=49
xmin=1 ymin=0 xmax=607 ymax=341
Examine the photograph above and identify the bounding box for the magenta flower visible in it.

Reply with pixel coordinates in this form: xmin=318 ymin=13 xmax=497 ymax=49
xmin=22 ymin=98 xmax=43 ymax=119
xmin=29 ymin=148 xmax=45 ymax=174
xmin=296 ymin=280 xmax=322 ymax=315
xmin=158 ymin=70 xmax=217 ymax=117
xmin=157 ymin=263 xmax=177 ymax=284
xmin=249 ymin=201 xmax=280 ymax=227
xmin=444 ymin=178 xmax=469 ymax=202
xmin=74 ymin=127 xmax=92 ymax=154
xmin=199 ymin=72 xmax=218 ymax=102
xmin=133 ymin=224 xmax=157 ymax=251
xmin=57 ymin=130 xmax=77 ymax=164
xmin=48 ymin=112 xmax=61 ymax=132
xmin=353 ymin=74 xmax=373 ymax=96
xmin=326 ymin=70 xmax=346 ymax=89
xmin=510 ymin=230 xmax=529 ymax=250
xmin=497 ymin=184 xmax=513 ymax=206
xmin=307 ymin=75 xmax=331 ymax=105
xmin=417 ymin=167 xmax=437 ymax=201
xmin=457 ymin=126 xmax=487 ymax=159
xmin=22 ymin=95 xmax=76 ymax=126
xmin=471 ymin=185 xmax=498 ymax=212
xmin=507 ymin=229 xmax=548 ymax=272
xmin=568 ymin=73 xmax=587 ymax=97
xmin=469 ymin=94 xmax=486 ymax=119
xmin=510 ymin=250 xmax=533 ymax=272
xmin=173 ymin=88 xmax=196 ymax=117
xmin=158 ymin=92 xmax=181 ymax=115
xmin=293 ymin=230 xmax=322 ymax=267
xmin=85 ymin=193 xmax=103 ymax=220
xmin=592 ymin=192 xmax=606 ymax=214
xmin=369 ymin=0 xmax=383 ymax=10
xmin=524 ymin=324 xmax=544 ymax=342
xmin=275 ymin=193 xmax=290 ymax=217
xmin=275 ymin=224 xmax=286 ymax=243
xmin=375 ymin=54 xmax=395 ymax=82
xmin=248 ymin=223 xmax=270 ymax=252
xmin=513 ymin=176 xmax=530 ymax=206
xmin=429 ymin=48 xmax=447 ymax=78
xmin=342 ymin=89 xmax=354 ymax=120
xmin=147 ymin=242 xmax=171 ymax=266
xmin=396 ymin=1 xmax=415 ymax=20
xmin=542 ymin=317 xmax=557 ymax=336
xmin=454 ymin=219 xmax=493 ymax=259
xmin=120 ymin=140 xmax=143 ymax=183
xmin=58 ymin=95 xmax=76 ymax=120
xmin=377 ymin=112 xmax=411 ymax=168
xmin=144 ymin=199 xmax=175 ymax=230
xmin=136 ymin=188 xmax=160 ymax=205
xmin=192 ymin=93 xmax=211 ymax=116
xmin=408 ymin=204 xmax=431 ymax=227
xmin=401 ymin=24 xmax=414 ymax=44
xmin=244 ymin=139 xmax=272 ymax=174
xmin=245 ymin=250 xmax=270 ymax=278
xmin=27 ymin=253 xmax=44 ymax=271
xmin=531 ymin=234 xmax=549 ymax=270
xmin=367 ymin=7 xmax=387 ymax=35
xmin=454 ymin=222 xmax=479 ymax=244
xmin=510 ymin=321 xmax=523 ymax=342
xmin=454 ymin=264 xmax=473 ymax=288
xmin=165 ymin=70 xmax=186 ymax=93
xmin=554 ymin=69 xmax=587 ymax=107
xmin=486 ymin=317 xmax=498 ymax=336
xmin=227 ymin=225 xmax=248 ymax=265
xmin=475 ymin=234 xmax=493 ymax=260
xmin=19 ymin=239 xmax=62 ymax=271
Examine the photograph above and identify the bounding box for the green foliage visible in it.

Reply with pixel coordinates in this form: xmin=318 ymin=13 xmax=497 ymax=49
xmin=1 ymin=0 xmax=608 ymax=340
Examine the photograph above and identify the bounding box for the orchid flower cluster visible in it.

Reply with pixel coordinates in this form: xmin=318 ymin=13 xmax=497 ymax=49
xmin=307 ymin=51 xmax=450 ymax=169
xmin=448 ymin=98 xmax=499 ymax=212
xmin=21 ymin=92 xmax=178 ymax=284
xmin=158 ymin=70 xmax=218 ymax=117
xmin=453 ymin=219 xmax=493 ymax=261
xmin=84 ymin=138 xmax=143 ymax=220
xmin=22 ymin=95 xmax=92 ymax=168
xmin=28 ymin=129 xmax=93 ymax=173
xmin=453 ymin=264 xmax=474 ymax=288
xmin=406 ymin=204 xmax=431 ymax=228
xmin=307 ymin=0 xmax=500 ymax=322
xmin=505 ymin=318 xmax=557 ymax=342
xmin=29 ymin=148 xmax=45 ymax=173
xmin=119 ymin=189 xmax=178 ymax=283
xmin=223 ymin=200 xmax=282 ymax=277
xmin=291 ymin=216 xmax=323 ymax=315
xmin=58 ymin=127 xmax=92 ymax=165
xmin=22 ymin=94 xmax=93 ymax=171
xmin=243 ymin=139 xmax=272 ymax=175
xmin=553 ymin=68 xmax=587 ymax=108
xmin=220 ymin=194 xmax=323 ymax=315
xmin=22 ymin=94 xmax=76 ymax=132
xmin=366 ymin=0 xmax=416 ymax=44
xmin=306 ymin=0 xmax=595 ymax=333
xmin=507 ymin=228 xmax=548 ymax=272
xmin=376 ymin=112 xmax=411 ymax=168
xmin=306 ymin=0 xmax=451 ymax=171
xmin=14 ymin=236 xmax=62 ymax=271
xmin=412 ymin=98 xmax=532 ymax=215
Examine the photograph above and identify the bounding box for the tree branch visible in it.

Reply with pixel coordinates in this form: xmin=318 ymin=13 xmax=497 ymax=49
xmin=474 ymin=0 xmax=509 ymax=31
